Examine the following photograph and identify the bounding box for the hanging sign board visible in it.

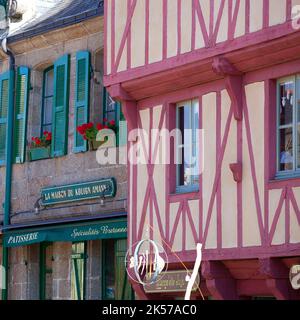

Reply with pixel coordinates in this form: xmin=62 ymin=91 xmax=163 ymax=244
xmin=143 ymin=270 xmax=200 ymax=293
xmin=41 ymin=178 xmax=116 ymax=205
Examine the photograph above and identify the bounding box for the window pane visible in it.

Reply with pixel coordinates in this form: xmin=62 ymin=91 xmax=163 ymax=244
xmin=45 ymin=69 xmax=54 ymax=97
xmin=279 ymin=127 xmax=293 ymax=171
xmin=104 ymin=240 xmax=116 ymax=300
xmin=71 ymin=242 xmax=85 ymax=300
xmin=104 ymin=93 xmax=117 ymax=123
xmin=177 ymin=100 xmax=199 ymax=187
xmin=43 ymin=97 xmax=52 ymax=127
xmin=279 ymin=81 xmax=294 ymax=126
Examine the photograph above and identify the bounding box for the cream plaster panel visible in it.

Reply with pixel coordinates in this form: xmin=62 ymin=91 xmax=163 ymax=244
xmin=167 ymin=0 xmax=178 ymax=58
xmin=242 ymin=82 xmax=265 ymax=247
xmin=269 ymin=0 xmax=286 ymax=27
xmin=195 ymin=14 xmax=206 ymax=49
xmin=131 ymin=0 xmax=146 ymax=68
xmin=249 ymin=0 xmax=263 ymax=32
xmin=115 ymin=0 xmax=127 ymax=72
xmin=199 ymin=0 xmax=210 ymax=36
xmin=221 ymin=90 xmax=237 ymax=248
xmin=234 ymin=0 xmax=246 ymax=38
xmin=202 ymin=92 xmax=217 ymax=249
xmin=149 ymin=0 xmax=163 ymax=64
xmin=186 ymin=200 xmax=200 ymax=251
xmin=290 ymin=207 xmax=300 ymax=244
xmin=105 ymin=0 xmax=111 ymax=74
xmin=271 ymin=205 xmax=285 ymax=245
xmin=181 ymin=0 xmax=192 ymax=54
xmin=269 ymin=189 xmax=283 ymax=233
xmin=170 ymin=202 xmax=181 ymax=252
xmin=216 ymin=0 xmax=229 ymax=43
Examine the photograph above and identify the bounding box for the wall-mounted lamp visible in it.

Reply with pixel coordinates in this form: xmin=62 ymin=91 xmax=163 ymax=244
xmin=100 ymin=194 xmax=105 ymax=207
xmin=33 ymin=197 xmax=44 ymax=215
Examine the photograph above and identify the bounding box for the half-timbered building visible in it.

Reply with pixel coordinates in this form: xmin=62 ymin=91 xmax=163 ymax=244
xmin=104 ymin=0 xmax=300 ymax=299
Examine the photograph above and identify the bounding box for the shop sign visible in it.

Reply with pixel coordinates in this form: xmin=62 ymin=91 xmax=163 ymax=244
xmin=41 ymin=178 xmax=116 ymax=205
xmin=4 ymin=220 xmax=127 ymax=247
xmin=290 ymin=265 xmax=300 ymax=290
xmin=144 ymin=270 xmax=200 ymax=293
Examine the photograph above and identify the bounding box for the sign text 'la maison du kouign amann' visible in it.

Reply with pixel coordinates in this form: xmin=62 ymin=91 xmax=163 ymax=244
xmin=41 ymin=178 xmax=116 ymax=205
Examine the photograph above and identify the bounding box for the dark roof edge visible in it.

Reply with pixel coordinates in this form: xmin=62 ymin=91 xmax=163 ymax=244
xmin=7 ymin=6 xmax=103 ymax=44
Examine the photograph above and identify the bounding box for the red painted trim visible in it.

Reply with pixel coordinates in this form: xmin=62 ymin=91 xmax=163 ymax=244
xmin=245 ymin=0 xmax=250 ymax=34
xmin=286 ymin=0 xmax=292 ymax=21
xmin=182 ymin=201 xmax=186 ymax=251
xmin=263 ymin=0 xmax=269 ymax=29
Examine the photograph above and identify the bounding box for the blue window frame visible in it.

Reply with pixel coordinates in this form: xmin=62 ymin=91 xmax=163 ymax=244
xmin=176 ymin=99 xmax=200 ymax=193
xmin=276 ymin=75 xmax=300 ymax=178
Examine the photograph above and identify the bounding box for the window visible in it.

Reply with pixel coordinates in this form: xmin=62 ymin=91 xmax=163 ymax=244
xmin=176 ymin=99 xmax=200 ymax=192
xmin=102 ymin=239 xmax=133 ymax=300
xmin=71 ymin=242 xmax=87 ymax=300
xmin=39 ymin=243 xmax=53 ymax=300
xmin=103 ymin=88 xmax=126 ymax=146
xmin=41 ymin=66 xmax=54 ymax=134
xmin=277 ymin=76 xmax=300 ymax=175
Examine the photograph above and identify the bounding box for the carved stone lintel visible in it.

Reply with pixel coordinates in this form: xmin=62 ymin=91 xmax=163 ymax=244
xmin=212 ymin=57 xmax=243 ymax=121
xmin=230 ymin=163 xmax=243 ymax=183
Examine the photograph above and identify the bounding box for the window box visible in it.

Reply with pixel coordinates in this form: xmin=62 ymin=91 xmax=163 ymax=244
xmin=29 ymin=147 xmax=50 ymax=161
xmin=89 ymin=139 xmax=105 ymax=151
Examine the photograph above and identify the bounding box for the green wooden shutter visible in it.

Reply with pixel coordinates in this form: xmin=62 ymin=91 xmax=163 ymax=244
xmin=0 ymin=71 xmax=11 ymax=166
xmin=118 ymin=104 xmax=127 ymax=147
xmin=115 ymin=239 xmax=133 ymax=300
xmin=51 ymin=54 xmax=70 ymax=157
xmin=74 ymin=51 xmax=90 ymax=153
xmin=14 ymin=67 xmax=30 ymax=164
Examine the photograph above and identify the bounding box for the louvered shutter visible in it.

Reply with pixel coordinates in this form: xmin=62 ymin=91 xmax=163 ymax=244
xmin=14 ymin=67 xmax=30 ymax=163
xmin=118 ymin=103 xmax=127 ymax=147
xmin=74 ymin=51 xmax=90 ymax=153
xmin=51 ymin=54 xmax=70 ymax=157
xmin=0 ymin=71 xmax=11 ymax=165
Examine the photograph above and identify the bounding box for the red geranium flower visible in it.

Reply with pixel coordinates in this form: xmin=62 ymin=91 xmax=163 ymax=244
xmin=109 ymin=120 xmax=116 ymax=126
xmin=96 ymin=123 xmax=103 ymax=131
xmin=103 ymin=118 xmax=108 ymax=123
xmin=87 ymin=122 xmax=94 ymax=129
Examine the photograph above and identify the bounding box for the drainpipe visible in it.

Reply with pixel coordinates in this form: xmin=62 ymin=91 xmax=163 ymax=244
xmin=1 ymin=38 xmax=15 ymax=301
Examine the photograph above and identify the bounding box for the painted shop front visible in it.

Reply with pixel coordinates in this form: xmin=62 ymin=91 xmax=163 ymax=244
xmin=3 ymin=216 xmax=132 ymax=300
xmin=104 ymin=0 xmax=300 ymax=300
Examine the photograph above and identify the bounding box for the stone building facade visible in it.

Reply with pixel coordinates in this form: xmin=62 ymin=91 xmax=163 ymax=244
xmin=0 ymin=0 xmax=131 ymax=300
